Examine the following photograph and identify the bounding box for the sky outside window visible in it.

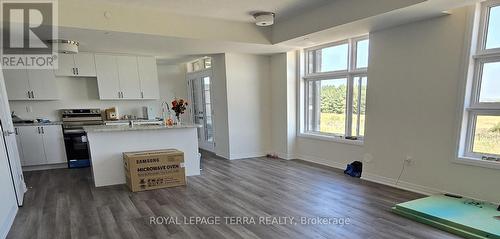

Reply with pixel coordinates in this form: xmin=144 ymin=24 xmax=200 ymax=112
xmin=486 ymin=6 xmax=500 ymax=49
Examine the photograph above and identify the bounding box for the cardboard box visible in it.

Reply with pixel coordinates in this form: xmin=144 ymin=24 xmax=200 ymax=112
xmin=123 ymin=149 xmax=186 ymax=192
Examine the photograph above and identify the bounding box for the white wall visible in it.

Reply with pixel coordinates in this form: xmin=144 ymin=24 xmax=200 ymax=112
xmin=157 ymin=64 xmax=189 ymax=121
xmin=363 ymin=6 xmax=500 ymax=203
xmin=211 ymin=54 xmax=231 ymax=158
xmin=225 ymin=53 xmax=272 ymax=159
xmin=8 ymin=64 xmax=186 ymax=122
xmin=0 ymin=72 xmax=19 ymax=239
xmin=290 ymin=6 xmax=500 ymax=203
xmin=270 ymin=52 xmax=297 ymax=159
xmin=0 ymin=130 xmax=17 ymax=239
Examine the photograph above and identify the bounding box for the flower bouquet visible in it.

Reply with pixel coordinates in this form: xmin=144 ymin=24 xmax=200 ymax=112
xmin=171 ymin=98 xmax=188 ymax=124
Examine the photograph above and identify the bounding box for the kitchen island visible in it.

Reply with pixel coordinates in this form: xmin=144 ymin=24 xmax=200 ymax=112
xmin=84 ymin=124 xmax=201 ymax=187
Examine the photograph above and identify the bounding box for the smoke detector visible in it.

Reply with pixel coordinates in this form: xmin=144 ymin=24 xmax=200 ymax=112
xmin=47 ymin=39 xmax=79 ymax=54
xmin=253 ymin=12 xmax=275 ymax=26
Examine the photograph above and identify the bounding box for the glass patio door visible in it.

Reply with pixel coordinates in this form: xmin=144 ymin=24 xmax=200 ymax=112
xmin=187 ymin=71 xmax=214 ymax=151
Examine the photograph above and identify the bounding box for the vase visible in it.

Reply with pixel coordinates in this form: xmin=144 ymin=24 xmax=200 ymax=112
xmin=176 ymin=115 xmax=182 ymax=125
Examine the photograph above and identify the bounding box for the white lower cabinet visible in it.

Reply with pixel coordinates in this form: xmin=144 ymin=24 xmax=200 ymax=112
xmin=15 ymin=125 xmax=67 ymax=166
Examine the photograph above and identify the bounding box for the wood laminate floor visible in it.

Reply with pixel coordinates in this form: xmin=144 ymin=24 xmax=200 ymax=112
xmin=8 ymin=152 xmax=460 ymax=239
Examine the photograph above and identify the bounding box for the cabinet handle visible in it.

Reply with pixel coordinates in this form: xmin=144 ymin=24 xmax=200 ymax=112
xmin=41 ymin=127 xmax=44 ymax=134
xmin=27 ymin=91 xmax=30 ymax=98
xmin=118 ymin=92 xmax=121 ymax=98
xmin=72 ymin=68 xmax=75 ymax=75
xmin=141 ymin=91 xmax=144 ymax=98
xmin=121 ymin=92 xmax=124 ymax=98
xmin=31 ymin=91 xmax=35 ymax=99
xmin=76 ymin=68 xmax=79 ymax=75
xmin=37 ymin=127 xmax=41 ymax=134
xmin=15 ymin=128 xmax=18 ymax=135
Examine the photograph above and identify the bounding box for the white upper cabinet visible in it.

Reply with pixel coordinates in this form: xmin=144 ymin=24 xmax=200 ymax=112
xmin=74 ymin=53 xmax=97 ymax=77
xmin=55 ymin=54 xmax=75 ymax=76
xmin=95 ymin=54 xmax=159 ymax=100
xmin=117 ymin=56 xmax=141 ymax=99
xmin=95 ymin=54 xmax=121 ymax=100
xmin=55 ymin=52 xmax=96 ymax=77
xmin=137 ymin=56 xmax=160 ymax=99
xmin=3 ymin=68 xmax=58 ymax=100
xmin=3 ymin=69 xmax=30 ymax=100
xmin=27 ymin=69 xmax=59 ymax=100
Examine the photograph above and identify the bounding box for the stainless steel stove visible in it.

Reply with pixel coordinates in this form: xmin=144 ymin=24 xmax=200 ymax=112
xmin=61 ymin=109 xmax=103 ymax=168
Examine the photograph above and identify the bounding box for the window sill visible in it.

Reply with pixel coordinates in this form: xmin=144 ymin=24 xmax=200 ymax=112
xmin=297 ymin=133 xmax=364 ymax=146
xmin=452 ymin=156 xmax=500 ymax=170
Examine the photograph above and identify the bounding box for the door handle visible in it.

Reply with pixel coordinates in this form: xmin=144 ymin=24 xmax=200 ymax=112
xmin=3 ymin=131 xmax=15 ymax=136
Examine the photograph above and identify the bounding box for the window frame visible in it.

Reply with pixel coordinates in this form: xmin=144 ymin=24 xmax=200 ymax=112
xmin=458 ymin=0 xmax=500 ymax=167
xmin=477 ymin=0 xmax=500 ymax=55
xmin=301 ymin=35 xmax=369 ymax=142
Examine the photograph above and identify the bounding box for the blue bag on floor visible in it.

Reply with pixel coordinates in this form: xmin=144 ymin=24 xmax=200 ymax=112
xmin=344 ymin=161 xmax=363 ymax=178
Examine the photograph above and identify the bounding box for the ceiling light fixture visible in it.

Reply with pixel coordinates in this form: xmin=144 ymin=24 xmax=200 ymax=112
xmin=253 ymin=12 xmax=275 ymax=27
xmin=47 ymin=39 xmax=79 ymax=54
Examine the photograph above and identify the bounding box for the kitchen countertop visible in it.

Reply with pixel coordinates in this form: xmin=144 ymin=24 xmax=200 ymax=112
xmin=13 ymin=121 xmax=63 ymax=126
xmin=83 ymin=124 xmax=201 ymax=133
xmin=103 ymin=119 xmax=162 ymax=123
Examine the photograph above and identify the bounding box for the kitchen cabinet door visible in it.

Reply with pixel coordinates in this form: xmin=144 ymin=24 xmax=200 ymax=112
xmin=27 ymin=69 xmax=59 ymax=100
xmin=41 ymin=125 xmax=67 ymax=164
xmin=137 ymin=56 xmax=159 ymax=99
xmin=3 ymin=69 xmax=30 ymax=100
xmin=95 ymin=54 xmax=121 ymax=100
xmin=54 ymin=53 xmax=76 ymax=76
xmin=74 ymin=53 xmax=96 ymax=77
xmin=117 ymin=56 xmax=141 ymax=99
xmin=17 ymin=126 xmax=45 ymax=166
xmin=14 ymin=128 xmax=24 ymax=165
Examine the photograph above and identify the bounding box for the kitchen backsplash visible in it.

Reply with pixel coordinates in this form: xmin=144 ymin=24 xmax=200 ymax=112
xmin=9 ymin=76 xmax=162 ymax=121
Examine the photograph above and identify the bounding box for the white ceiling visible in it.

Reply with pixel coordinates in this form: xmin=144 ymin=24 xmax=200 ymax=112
xmin=58 ymin=27 xmax=293 ymax=64
xmin=81 ymin=0 xmax=331 ymax=22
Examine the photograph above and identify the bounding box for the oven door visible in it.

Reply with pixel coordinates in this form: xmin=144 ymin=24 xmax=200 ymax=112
xmin=63 ymin=129 xmax=90 ymax=167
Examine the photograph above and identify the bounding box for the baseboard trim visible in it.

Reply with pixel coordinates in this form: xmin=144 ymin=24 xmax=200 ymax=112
xmin=295 ymin=153 xmax=442 ymax=197
xmin=22 ymin=163 xmax=67 ymax=172
xmin=229 ymin=152 xmax=267 ymax=160
xmin=361 ymin=173 xmax=442 ymax=196
xmin=1 ymin=204 xmax=18 ymax=239
xmin=276 ymin=152 xmax=295 ymax=160
xmin=294 ymin=153 xmax=347 ymax=170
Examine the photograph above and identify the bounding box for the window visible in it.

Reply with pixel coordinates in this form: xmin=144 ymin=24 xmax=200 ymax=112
xmin=303 ymin=36 xmax=369 ymax=141
xmin=188 ymin=57 xmax=212 ymax=72
xmin=460 ymin=0 xmax=500 ymax=163
xmin=191 ymin=61 xmax=201 ymax=72
xmin=203 ymin=58 xmax=212 ymax=69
